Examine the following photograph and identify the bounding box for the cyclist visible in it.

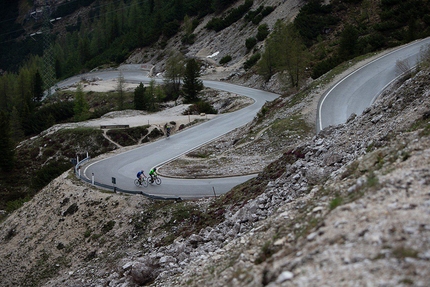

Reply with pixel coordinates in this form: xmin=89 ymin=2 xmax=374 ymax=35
xmin=148 ymin=167 xmax=157 ymax=183
xmin=165 ymin=123 xmax=171 ymax=137
xmin=136 ymin=170 xmax=146 ymax=185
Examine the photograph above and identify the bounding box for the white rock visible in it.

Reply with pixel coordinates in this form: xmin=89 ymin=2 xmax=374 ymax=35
xmin=276 ymin=271 xmax=294 ymax=283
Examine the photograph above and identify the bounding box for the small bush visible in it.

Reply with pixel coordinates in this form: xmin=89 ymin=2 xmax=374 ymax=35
xmin=261 ymin=6 xmax=275 ymax=17
xmin=187 ymin=101 xmax=217 ymax=115
xmin=63 ymin=203 xmax=79 ymax=216
xmin=255 ymin=241 xmax=276 ymax=264
xmin=181 ymin=33 xmax=196 ymax=45
xmin=219 ymin=55 xmax=232 ymax=65
xmin=256 ymin=23 xmax=269 ymax=41
xmin=392 ymin=247 xmax=418 ymax=259
xmin=311 ymin=55 xmax=342 ymax=79
xmin=148 ymin=128 xmax=163 ymax=138
xmin=244 ymin=53 xmax=261 ymax=70
xmin=102 ymin=220 xmax=115 ymax=233
xmin=206 ymin=0 xmax=253 ymax=32
xmin=5 ymin=196 xmax=30 ymax=213
xmin=43 ymin=147 xmax=56 ymax=158
xmin=329 ymin=195 xmax=343 ymax=210
xmin=366 ymin=171 xmax=379 ymax=188
xmin=245 ymin=37 xmax=257 ymax=51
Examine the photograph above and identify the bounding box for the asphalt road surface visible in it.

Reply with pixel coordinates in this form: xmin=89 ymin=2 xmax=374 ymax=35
xmin=317 ymin=36 xmax=430 ymax=132
xmin=72 ymin=75 xmax=279 ymax=199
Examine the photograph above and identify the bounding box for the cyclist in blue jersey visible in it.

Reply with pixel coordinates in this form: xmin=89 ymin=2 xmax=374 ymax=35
xmin=136 ymin=170 xmax=146 ymax=184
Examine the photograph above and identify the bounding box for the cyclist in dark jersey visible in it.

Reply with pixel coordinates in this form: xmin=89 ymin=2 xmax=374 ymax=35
xmin=136 ymin=170 xmax=145 ymax=184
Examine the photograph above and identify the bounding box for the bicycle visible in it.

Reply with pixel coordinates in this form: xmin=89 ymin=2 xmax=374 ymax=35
xmin=148 ymin=174 xmax=162 ymax=185
xmin=134 ymin=177 xmax=148 ymax=187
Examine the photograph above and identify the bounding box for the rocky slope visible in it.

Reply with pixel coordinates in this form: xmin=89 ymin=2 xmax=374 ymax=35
xmin=1 ymin=61 xmax=430 ymax=287
xmin=127 ymin=0 xmax=303 ymax=87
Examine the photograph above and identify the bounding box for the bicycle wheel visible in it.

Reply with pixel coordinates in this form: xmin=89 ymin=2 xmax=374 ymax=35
xmin=134 ymin=179 xmax=141 ymax=187
xmin=142 ymin=177 xmax=148 ymax=187
xmin=155 ymin=176 xmax=161 ymax=185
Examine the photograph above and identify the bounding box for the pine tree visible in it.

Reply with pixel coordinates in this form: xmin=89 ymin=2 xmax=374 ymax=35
xmin=164 ymin=51 xmax=185 ymax=102
xmin=0 ymin=111 xmax=15 ymax=172
xmin=258 ymin=21 xmax=309 ymax=87
xmin=33 ymin=70 xmax=44 ymax=102
xmin=182 ymin=58 xmax=203 ymax=103
xmin=134 ymin=83 xmax=146 ymax=110
xmin=10 ymin=107 xmax=24 ymax=142
xmin=116 ymin=72 xmax=126 ymax=110
xmin=74 ymin=84 xmax=89 ymax=121
xmin=143 ymin=80 xmax=160 ymax=112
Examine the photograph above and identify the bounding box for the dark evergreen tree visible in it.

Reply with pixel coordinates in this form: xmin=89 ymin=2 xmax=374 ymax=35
xmin=78 ymin=34 xmax=91 ymax=64
xmin=0 ymin=111 xmax=15 ymax=172
xmin=143 ymin=80 xmax=162 ymax=112
xmin=148 ymin=0 xmax=155 ymax=13
xmin=339 ymin=24 xmax=358 ymax=60
xmin=10 ymin=107 xmax=24 ymax=142
xmin=33 ymin=71 xmax=44 ymax=102
xmin=182 ymin=59 xmax=203 ymax=103
xmin=212 ymin=0 xmax=236 ymax=13
xmin=74 ymin=84 xmax=89 ymax=121
xmin=164 ymin=51 xmax=185 ymax=102
xmin=116 ymin=72 xmax=126 ymax=110
xmin=134 ymin=83 xmax=146 ymax=110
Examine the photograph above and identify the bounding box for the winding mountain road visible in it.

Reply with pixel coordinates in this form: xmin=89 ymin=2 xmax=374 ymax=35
xmin=75 ymin=77 xmax=279 ymax=199
xmin=317 ymin=37 xmax=430 ymax=132
xmin=70 ymin=36 xmax=430 ymax=199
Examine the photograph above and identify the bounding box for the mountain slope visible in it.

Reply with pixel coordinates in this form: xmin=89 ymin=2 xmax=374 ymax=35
xmin=1 ymin=58 xmax=430 ymax=287
xmin=1 ymin=0 xmax=430 ymax=286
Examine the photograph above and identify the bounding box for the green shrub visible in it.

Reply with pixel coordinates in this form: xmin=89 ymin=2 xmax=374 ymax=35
xmin=294 ymin=1 xmax=339 ymax=46
xmin=245 ymin=37 xmax=257 ymax=51
xmin=188 ymin=101 xmax=217 ymax=114
xmin=43 ymin=147 xmax=56 ymax=158
xmin=5 ymin=196 xmax=31 ymax=213
xmin=261 ymin=6 xmax=275 ymax=17
xmin=255 ymin=241 xmax=276 ymax=264
xmin=107 ymin=130 xmax=133 ymax=146
xmin=148 ymin=128 xmax=163 ymax=138
xmin=102 ymin=220 xmax=115 ymax=233
xmin=245 ymin=5 xmax=274 ymax=24
xmin=245 ymin=6 xmax=264 ymax=23
xmin=311 ymin=55 xmax=342 ymax=79
xmin=256 ymin=23 xmax=269 ymax=41
xmin=219 ymin=55 xmax=232 ymax=65
xmin=244 ymin=53 xmax=261 ymax=70
xmin=181 ymin=33 xmax=196 ymax=45
xmin=329 ymin=195 xmax=343 ymax=210
xmin=206 ymin=0 xmax=253 ymax=32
